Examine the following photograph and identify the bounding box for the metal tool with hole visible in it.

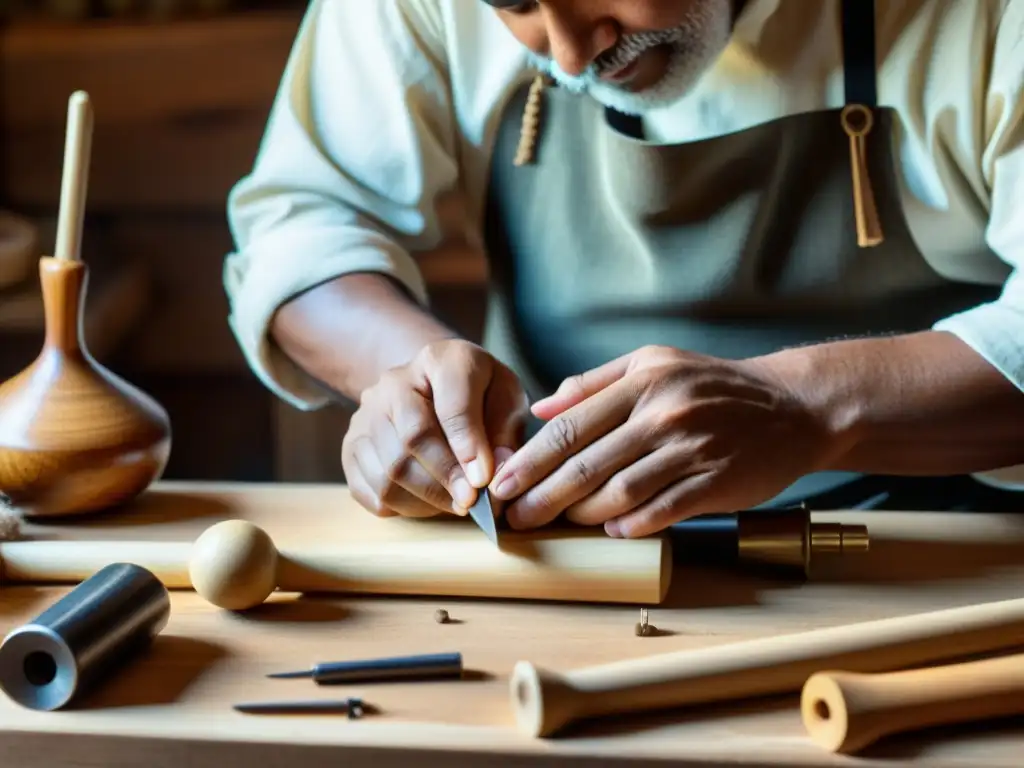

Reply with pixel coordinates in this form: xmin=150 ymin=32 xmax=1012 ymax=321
xmin=0 ymin=562 xmax=169 ymax=711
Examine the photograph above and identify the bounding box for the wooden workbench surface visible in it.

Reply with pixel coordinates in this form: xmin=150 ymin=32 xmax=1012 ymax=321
xmin=1 ymin=481 xmax=1023 ymax=767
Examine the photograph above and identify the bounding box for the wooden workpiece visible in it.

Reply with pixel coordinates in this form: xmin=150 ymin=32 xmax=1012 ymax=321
xmin=1 ymin=480 xmax=1023 ymax=767
xmin=0 ymin=485 xmax=671 ymax=607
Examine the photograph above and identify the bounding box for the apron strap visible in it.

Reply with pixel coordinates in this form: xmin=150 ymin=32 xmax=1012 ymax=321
xmin=841 ymin=0 xmax=878 ymax=106
xmin=605 ymin=107 xmax=644 ymax=140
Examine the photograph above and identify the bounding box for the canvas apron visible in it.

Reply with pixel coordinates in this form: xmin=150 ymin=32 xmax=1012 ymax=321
xmin=478 ymin=0 xmax=1012 ymax=510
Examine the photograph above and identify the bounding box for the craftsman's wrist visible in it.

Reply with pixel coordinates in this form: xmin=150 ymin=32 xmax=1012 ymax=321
xmin=751 ymin=342 xmax=868 ymax=471
xmin=272 ymin=273 xmax=461 ymax=399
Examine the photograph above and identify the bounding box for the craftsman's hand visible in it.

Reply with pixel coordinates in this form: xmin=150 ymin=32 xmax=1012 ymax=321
xmin=488 ymin=345 xmax=844 ymax=538
xmin=342 ymin=339 xmax=529 ymax=519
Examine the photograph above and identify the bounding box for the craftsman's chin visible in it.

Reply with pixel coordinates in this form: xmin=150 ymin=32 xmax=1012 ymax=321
xmin=526 ymin=41 xmax=724 ymax=116
xmin=522 ymin=0 xmax=733 ymax=114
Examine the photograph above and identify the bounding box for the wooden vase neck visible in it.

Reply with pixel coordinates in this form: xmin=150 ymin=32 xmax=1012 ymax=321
xmin=39 ymin=256 xmax=88 ymax=356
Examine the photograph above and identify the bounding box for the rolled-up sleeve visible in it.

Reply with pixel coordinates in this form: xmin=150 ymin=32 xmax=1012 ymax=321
xmin=931 ymin=5 xmax=1024 ymax=485
xmin=932 ymin=5 xmax=1024 ymax=394
xmin=224 ymin=0 xmax=458 ymax=411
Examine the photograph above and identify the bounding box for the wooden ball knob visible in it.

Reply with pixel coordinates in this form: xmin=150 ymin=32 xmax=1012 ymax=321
xmin=188 ymin=520 xmax=278 ymax=611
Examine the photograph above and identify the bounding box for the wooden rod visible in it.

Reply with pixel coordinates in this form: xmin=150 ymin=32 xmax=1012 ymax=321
xmin=0 ymin=519 xmax=672 ymax=610
xmin=54 ymin=91 xmax=94 ymax=263
xmin=509 ymin=596 xmax=1024 ymax=737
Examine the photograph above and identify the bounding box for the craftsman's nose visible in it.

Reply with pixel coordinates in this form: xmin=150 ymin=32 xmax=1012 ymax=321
xmin=542 ymin=8 xmax=617 ymax=77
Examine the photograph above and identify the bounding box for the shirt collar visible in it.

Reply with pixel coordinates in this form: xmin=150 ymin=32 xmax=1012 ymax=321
xmin=732 ymin=0 xmax=784 ymax=47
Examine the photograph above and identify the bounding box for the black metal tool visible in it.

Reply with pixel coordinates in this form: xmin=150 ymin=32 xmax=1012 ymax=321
xmin=234 ymin=697 xmax=365 ymax=718
xmin=268 ymin=651 xmax=463 ymax=685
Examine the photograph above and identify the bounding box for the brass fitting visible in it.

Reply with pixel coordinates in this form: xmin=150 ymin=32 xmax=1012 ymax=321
xmin=736 ymin=505 xmax=869 ymax=577
xmin=671 ymin=504 xmax=869 ymax=578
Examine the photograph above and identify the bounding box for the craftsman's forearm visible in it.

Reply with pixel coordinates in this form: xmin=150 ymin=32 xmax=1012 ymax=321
xmin=763 ymin=331 xmax=1024 ymax=475
xmin=270 ymin=273 xmax=460 ymax=400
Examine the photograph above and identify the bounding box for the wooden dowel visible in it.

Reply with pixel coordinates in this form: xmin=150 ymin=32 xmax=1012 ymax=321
xmin=53 ymin=91 xmax=94 ymax=263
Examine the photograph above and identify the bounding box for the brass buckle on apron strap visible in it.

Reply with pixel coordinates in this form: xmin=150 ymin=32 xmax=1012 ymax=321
xmin=840 ymin=104 xmax=884 ymax=248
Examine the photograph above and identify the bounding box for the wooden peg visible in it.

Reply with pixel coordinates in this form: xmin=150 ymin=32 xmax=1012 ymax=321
xmin=54 ymin=90 xmax=93 ymax=264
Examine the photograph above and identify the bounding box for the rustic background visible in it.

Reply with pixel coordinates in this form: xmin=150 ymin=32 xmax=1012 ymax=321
xmin=0 ymin=1 xmax=488 ymax=484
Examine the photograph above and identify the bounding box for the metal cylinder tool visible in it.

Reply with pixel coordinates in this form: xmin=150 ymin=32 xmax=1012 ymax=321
xmin=0 ymin=562 xmax=170 ymax=711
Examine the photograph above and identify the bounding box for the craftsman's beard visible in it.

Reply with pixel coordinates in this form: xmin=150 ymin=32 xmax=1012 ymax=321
xmin=525 ymin=0 xmax=733 ymax=115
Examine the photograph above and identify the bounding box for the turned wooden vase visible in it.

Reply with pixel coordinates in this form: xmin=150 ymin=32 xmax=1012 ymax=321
xmin=0 ymin=256 xmax=172 ymax=517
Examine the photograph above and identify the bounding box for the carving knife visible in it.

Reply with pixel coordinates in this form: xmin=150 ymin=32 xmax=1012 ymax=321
xmin=465 ymin=411 xmax=543 ymax=546
xmin=467 ymin=488 xmax=499 ymax=546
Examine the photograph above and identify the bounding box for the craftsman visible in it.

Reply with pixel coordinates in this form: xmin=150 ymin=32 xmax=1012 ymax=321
xmin=224 ymin=0 xmax=1024 ymax=538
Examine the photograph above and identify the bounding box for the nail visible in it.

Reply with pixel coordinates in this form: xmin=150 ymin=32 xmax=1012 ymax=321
xmin=465 ymin=458 xmax=488 ymax=488
xmin=605 ymin=519 xmax=623 ymax=538
xmin=493 ymin=446 xmax=514 ymax=470
xmin=492 ymin=476 xmax=519 ymax=500
xmin=452 ymin=478 xmax=476 ymax=508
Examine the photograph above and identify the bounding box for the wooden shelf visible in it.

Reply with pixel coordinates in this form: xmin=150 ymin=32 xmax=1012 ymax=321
xmin=0 ymin=10 xmax=303 ymax=211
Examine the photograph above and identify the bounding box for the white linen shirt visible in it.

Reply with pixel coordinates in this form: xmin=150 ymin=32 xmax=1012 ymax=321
xmin=224 ymin=0 xmax=1024 ymax=482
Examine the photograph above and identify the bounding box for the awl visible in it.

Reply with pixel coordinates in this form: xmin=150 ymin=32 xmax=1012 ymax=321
xmin=268 ymin=651 xmax=464 ymax=684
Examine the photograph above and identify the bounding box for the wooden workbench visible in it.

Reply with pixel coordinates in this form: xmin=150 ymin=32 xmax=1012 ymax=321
xmin=1 ymin=481 xmax=1023 ymax=767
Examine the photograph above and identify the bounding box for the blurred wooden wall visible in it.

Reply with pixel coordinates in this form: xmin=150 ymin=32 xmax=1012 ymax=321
xmin=0 ymin=8 xmax=488 ymax=483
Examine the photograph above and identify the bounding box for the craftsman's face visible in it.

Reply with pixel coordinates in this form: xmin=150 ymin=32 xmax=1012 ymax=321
xmin=485 ymin=0 xmax=737 ymax=114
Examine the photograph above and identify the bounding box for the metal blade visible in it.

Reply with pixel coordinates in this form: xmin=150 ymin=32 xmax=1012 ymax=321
xmin=467 ymin=489 xmax=499 ymax=546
